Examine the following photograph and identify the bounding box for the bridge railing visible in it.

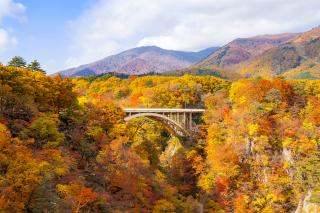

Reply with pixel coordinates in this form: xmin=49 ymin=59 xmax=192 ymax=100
xmin=123 ymin=108 xmax=205 ymax=113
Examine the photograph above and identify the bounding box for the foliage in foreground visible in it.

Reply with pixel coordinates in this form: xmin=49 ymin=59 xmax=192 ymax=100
xmin=0 ymin=65 xmax=319 ymax=212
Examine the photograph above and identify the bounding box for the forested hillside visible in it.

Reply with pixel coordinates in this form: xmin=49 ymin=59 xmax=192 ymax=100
xmin=238 ymin=27 xmax=320 ymax=78
xmin=195 ymin=26 xmax=320 ymax=80
xmin=0 ymin=65 xmax=320 ymax=212
xmin=197 ymin=33 xmax=299 ymax=69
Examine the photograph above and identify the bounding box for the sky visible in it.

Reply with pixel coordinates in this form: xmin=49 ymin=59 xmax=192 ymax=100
xmin=0 ymin=0 xmax=320 ymax=74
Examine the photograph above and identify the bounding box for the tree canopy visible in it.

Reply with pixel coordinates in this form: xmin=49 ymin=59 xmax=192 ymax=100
xmin=7 ymin=56 xmax=27 ymax=68
xmin=0 ymin=65 xmax=319 ymax=212
xmin=27 ymin=60 xmax=45 ymax=74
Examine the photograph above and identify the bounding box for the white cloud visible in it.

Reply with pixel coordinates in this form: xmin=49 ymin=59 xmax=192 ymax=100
xmin=0 ymin=0 xmax=25 ymax=54
xmin=0 ymin=0 xmax=25 ymax=20
xmin=68 ymin=0 xmax=320 ymax=67
xmin=0 ymin=28 xmax=17 ymax=52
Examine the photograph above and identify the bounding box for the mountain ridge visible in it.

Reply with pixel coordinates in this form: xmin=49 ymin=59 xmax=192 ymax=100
xmin=239 ymin=26 xmax=320 ymax=78
xmin=60 ymin=46 xmax=219 ymax=76
xmin=59 ymin=26 xmax=320 ymax=79
xmin=197 ymin=33 xmax=300 ymax=69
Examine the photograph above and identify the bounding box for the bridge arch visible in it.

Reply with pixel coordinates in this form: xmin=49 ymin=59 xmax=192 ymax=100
xmin=124 ymin=113 xmax=191 ymax=137
xmin=123 ymin=108 xmax=205 ymax=138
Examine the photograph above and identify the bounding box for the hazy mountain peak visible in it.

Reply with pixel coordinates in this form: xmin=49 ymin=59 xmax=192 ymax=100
xmin=59 ymin=46 xmax=219 ymax=77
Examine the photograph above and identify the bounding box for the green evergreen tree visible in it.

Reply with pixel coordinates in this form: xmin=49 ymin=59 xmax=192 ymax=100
xmin=7 ymin=56 xmax=27 ymax=68
xmin=28 ymin=60 xmax=46 ymax=74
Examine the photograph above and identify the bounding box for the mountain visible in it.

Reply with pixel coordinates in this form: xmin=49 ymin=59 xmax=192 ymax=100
xmin=239 ymin=27 xmax=320 ymax=78
xmin=60 ymin=46 xmax=219 ymax=76
xmin=60 ymin=27 xmax=320 ymax=79
xmin=197 ymin=33 xmax=300 ymax=69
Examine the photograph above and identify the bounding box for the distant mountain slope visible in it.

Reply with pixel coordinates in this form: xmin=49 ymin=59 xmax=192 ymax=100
xmin=197 ymin=33 xmax=300 ymax=69
xmin=161 ymin=66 xmax=241 ymax=80
xmin=60 ymin=46 xmax=219 ymax=76
xmin=282 ymin=61 xmax=320 ymax=79
xmin=240 ymin=27 xmax=320 ymax=78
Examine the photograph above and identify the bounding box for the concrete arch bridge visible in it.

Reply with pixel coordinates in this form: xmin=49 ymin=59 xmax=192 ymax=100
xmin=123 ymin=108 xmax=205 ymax=138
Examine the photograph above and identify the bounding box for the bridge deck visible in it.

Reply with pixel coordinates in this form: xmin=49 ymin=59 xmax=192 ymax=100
xmin=123 ymin=108 xmax=205 ymax=113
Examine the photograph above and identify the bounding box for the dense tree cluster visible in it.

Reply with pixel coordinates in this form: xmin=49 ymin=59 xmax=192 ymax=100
xmin=0 ymin=65 xmax=319 ymax=212
xmin=7 ymin=56 xmax=45 ymax=74
xmin=202 ymin=78 xmax=320 ymax=212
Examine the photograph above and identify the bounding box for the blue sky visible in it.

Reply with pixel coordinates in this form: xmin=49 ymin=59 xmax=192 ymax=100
xmin=1 ymin=0 xmax=320 ymax=74
xmin=0 ymin=0 xmax=90 ymax=73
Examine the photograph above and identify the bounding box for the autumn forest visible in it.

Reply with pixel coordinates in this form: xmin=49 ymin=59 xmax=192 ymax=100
xmin=0 ymin=61 xmax=319 ymax=213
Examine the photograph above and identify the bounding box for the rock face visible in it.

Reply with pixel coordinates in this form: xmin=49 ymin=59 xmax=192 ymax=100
xmin=197 ymin=33 xmax=300 ymax=69
xmin=59 ymin=46 xmax=219 ymax=77
xmin=295 ymin=191 xmax=320 ymax=213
